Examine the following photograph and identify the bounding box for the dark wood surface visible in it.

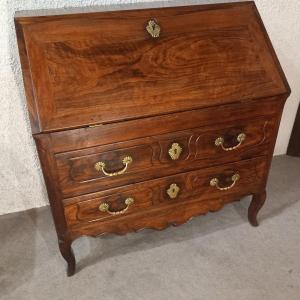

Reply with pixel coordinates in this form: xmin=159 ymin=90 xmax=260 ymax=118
xmin=55 ymin=111 xmax=276 ymax=198
xmin=15 ymin=2 xmax=290 ymax=276
xmin=64 ymin=156 xmax=267 ymax=228
xmin=16 ymin=2 xmax=289 ymax=133
xmin=45 ymin=96 xmax=283 ymax=153
xmin=287 ymin=103 xmax=300 ymax=157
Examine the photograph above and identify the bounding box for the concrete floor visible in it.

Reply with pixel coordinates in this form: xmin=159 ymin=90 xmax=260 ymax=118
xmin=0 ymin=155 xmax=300 ymax=300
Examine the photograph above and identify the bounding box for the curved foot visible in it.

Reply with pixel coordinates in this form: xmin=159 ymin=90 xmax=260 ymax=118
xmin=59 ymin=239 xmax=76 ymax=276
xmin=248 ymin=190 xmax=266 ymax=227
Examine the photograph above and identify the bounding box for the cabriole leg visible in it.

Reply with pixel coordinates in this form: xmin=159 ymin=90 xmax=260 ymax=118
xmin=59 ymin=239 xmax=76 ymax=276
xmin=248 ymin=190 xmax=266 ymax=227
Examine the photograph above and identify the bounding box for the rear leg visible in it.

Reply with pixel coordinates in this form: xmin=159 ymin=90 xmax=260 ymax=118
xmin=248 ymin=190 xmax=266 ymax=227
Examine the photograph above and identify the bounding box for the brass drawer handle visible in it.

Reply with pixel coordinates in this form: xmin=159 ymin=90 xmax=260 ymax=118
xmin=215 ymin=133 xmax=246 ymax=151
xmin=168 ymin=143 xmax=183 ymax=160
xmin=95 ymin=156 xmax=133 ymax=177
xmin=167 ymin=183 xmax=180 ymax=199
xmin=146 ymin=19 xmax=160 ymax=38
xmin=99 ymin=197 xmax=134 ymax=216
xmin=210 ymin=173 xmax=240 ymax=191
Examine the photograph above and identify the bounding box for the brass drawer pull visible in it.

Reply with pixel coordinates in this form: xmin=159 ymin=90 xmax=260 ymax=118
xmin=146 ymin=19 xmax=160 ymax=38
xmin=168 ymin=143 xmax=183 ymax=160
xmin=95 ymin=156 xmax=133 ymax=177
xmin=210 ymin=173 xmax=240 ymax=191
xmin=215 ymin=133 xmax=246 ymax=151
xmin=99 ymin=197 xmax=135 ymax=215
xmin=167 ymin=183 xmax=180 ymax=199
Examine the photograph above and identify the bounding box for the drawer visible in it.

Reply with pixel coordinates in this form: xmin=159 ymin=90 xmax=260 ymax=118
xmin=56 ymin=116 xmax=276 ymax=198
xmin=17 ymin=3 xmax=287 ymax=133
xmin=64 ymin=156 xmax=267 ymax=227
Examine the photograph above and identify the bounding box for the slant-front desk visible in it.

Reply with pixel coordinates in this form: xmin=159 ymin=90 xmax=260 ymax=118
xmin=15 ymin=2 xmax=290 ymax=275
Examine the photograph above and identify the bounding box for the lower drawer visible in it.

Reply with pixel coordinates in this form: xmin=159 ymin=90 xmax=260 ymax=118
xmin=64 ymin=156 xmax=267 ymax=227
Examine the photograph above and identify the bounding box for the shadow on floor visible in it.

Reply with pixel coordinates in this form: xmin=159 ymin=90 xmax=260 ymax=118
xmin=1 ymin=155 xmax=300 ymax=289
xmin=75 ymin=156 xmax=300 ymax=273
xmin=0 ymin=209 xmax=37 ymax=296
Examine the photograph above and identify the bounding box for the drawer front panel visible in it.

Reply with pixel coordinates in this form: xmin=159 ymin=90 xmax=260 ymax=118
xmin=65 ymin=187 xmax=154 ymax=226
xmin=67 ymin=144 xmax=153 ymax=182
xmin=48 ymin=98 xmax=284 ymax=153
xmin=64 ymin=156 xmax=267 ymax=227
xmin=17 ymin=3 xmax=288 ymax=132
xmin=56 ymin=116 xmax=275 ymax=198
xmin=195 ymin=119 xmax=268 ymax=158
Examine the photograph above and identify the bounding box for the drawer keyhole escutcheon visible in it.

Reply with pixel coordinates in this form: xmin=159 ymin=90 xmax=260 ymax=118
xmin=210 ymin=173 xmax=240 ymax=191
xmin=146 ymin=19 xmax=161 ymax=38
xmin=167 ymin=183 xmax=180 ymax=199
xmin=215 ymin=133 xmax=246 ymax=151
xmin=168 ymin=143 xmax=183 ymax=160
xmin=99 ymin=197 xmax=135 ymax=215
xmin=95 ymin=156 xmax=133 ymax=177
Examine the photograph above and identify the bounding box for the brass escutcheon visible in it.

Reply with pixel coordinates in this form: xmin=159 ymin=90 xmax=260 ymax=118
xmin=146 ymin=19 xmax=161 ymax=38
xmin=168 ymin=143 xmax=183 ymax=160
xmin=167 ymin=183 xmax=180 ymax=199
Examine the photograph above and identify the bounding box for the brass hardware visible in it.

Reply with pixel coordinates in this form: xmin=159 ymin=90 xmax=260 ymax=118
xmin=210 ymin=173 xmax=240 ymax=191
xmin=168 ymin=143 xmax=183 ymax=160
xmin=99 ymin=197 xmax=135 ymax=215
xmin=95 ymin=156 xmax=133 ymax=177
xmin=88 ymin=124 xmax=103 ymax=128
xmin=167 ymin=183 xmax=180 ymax=199
xmin=146 ymin=19 xmax=161 ymax=38
xmin=215 ymin=133 xmax=246 ymax=151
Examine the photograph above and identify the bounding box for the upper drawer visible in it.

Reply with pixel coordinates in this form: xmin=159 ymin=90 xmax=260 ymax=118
xmin=55 ymin=115 xmax=276 ymax=198
xmin=15 ymin=2 xmax=289 ymax=133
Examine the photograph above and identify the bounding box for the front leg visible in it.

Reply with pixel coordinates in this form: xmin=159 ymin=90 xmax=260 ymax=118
xmin=248 ymin=190 xmax=266 ymax=227
xmin=59 ymin=239 xmax=76 ymax=276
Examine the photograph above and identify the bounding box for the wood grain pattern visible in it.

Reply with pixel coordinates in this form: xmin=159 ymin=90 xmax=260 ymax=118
xmin=55 ymin=115 xmax=275 ymax=198
xmin=64 ymin=156 xmax=267 ymax=228
xmin=14 ymin=21 xmax=40 ymax=133
xmin=34 ymin=136 xmax=76 ymax=275
xmin=45 ymin=96 xmax=284 ymax=153
xmin=15 ymin=2 xmax=291 ymax=276
xmin=16 ymin=2 xmax=289 ymax=133
xmin=68 ymin=195 xmax=248 ymax=238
